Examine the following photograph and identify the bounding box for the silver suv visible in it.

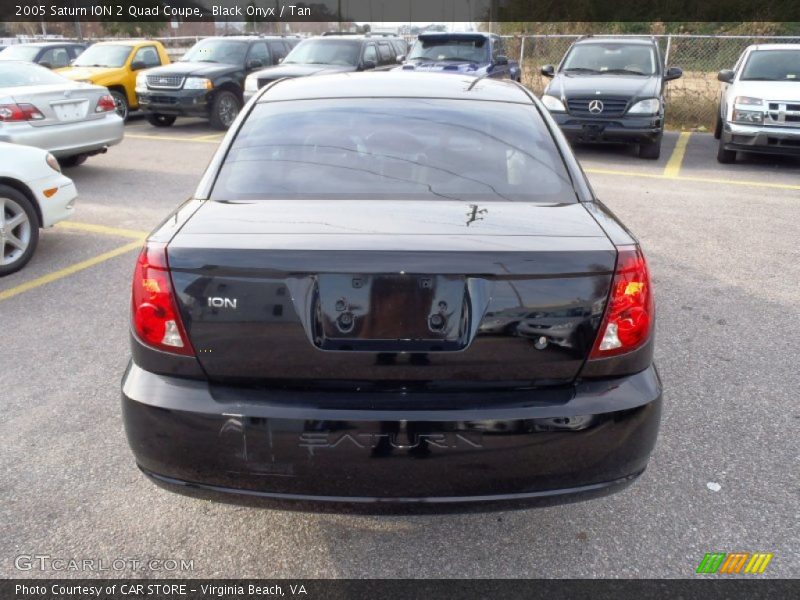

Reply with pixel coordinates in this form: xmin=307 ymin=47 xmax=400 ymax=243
xmin=715 ymin=44 xmax=800 ymax=163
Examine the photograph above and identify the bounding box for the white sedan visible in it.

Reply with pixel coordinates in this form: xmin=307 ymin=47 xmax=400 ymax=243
xmin=0 ymin=141 xmax=77 ymax=275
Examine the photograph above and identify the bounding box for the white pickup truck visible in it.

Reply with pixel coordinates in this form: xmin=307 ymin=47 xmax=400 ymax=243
xmin=715 ymin=44 xmax=800 ymax=163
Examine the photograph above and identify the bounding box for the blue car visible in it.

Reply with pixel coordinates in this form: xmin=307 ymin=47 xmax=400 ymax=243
xmin=398 ymin=32 xmax=521 ymax=81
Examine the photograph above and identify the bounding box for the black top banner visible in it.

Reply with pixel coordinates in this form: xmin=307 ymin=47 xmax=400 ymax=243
xmin=2 ymin=0 xmax=800 ymax=23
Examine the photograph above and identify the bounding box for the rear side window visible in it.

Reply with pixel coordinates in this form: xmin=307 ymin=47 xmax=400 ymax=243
xmin=268 ymin=41 xmax=287 ymax=63
xmin=211 ymin=98 xmax=575 ymax=203
xmin=377 ymin=43 xmax=393 ymax=64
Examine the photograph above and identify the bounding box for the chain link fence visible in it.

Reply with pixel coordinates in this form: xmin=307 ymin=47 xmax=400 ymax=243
xmin=505 ymin=34 xmax=800 ymax=130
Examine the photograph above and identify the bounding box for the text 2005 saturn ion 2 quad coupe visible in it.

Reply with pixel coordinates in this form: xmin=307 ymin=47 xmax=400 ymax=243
xmin=122 ymin=72 xmax=662 ymax=509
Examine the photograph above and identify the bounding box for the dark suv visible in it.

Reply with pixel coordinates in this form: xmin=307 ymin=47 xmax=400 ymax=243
xmin=244 ymin=35 xmax=403 ymax=101
xmin=540 ymin=37 xmax=682 ymax=159
xmin=136 ymin=36 xmax=299 ymax=130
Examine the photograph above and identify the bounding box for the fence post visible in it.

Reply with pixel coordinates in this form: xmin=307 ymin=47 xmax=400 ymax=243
xmin=664 ymin=34 xmax=672 ymax=65
xmin=519 ymin=35 xmax=525 ymax=69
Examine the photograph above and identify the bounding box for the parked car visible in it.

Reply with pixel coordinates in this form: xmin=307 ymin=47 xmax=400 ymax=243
xmin=715 ymin=44 xmax=800 ymax=163
xmin=0 ymin=42 xmax=87 ymax=69
xmin=0 ymin=61 xmax=124 ymax=167
xmin=399 ymin=32 xmax=521 ymax=81
xmin=0 ymin=141 xmax=77 ymax=275
xmin=540 ymin=36 xmax=682 ymax=159
xmin=122 ymin=72 xmax=661 ymax=509
xmin=136 ymin=36 xmax=300 ymax=130
xmin=243 ymin=35 xmax=402 ymax=101
xmin=57 ymin=40 xmax=170 ymax=120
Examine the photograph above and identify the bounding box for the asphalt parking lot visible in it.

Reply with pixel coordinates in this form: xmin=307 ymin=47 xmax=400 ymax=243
xmin=1 ymin=119 xmax=798 ymax=578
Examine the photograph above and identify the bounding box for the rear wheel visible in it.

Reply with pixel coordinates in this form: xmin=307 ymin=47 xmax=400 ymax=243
xmin=209 ymin=90 xmax=241 ymax=130
xmin=110 ymin=90 xmax=129 ymax=120
xmin=146 ymin=113 xmax=177 ymax=127
xmin=638 ymin=136 xmax=662 ymax=159
xmin=0 ymin=185 xmax=39 ymax=276
xmin=58 ymin=154 xmax=88 ymax=168
xmin=716 ymin=137 xmax=736 ymax=164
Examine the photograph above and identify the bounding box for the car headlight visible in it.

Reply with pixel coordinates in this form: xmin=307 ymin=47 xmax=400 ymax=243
xmin=46 ymin=153 xmax=61 ymax=173
xmin=135 ymin=72 xmax=147 ymax=92
xmin=627 ymin=98 xmax=660 ymax=115
xmin=183 ymin=77 xmax=213 ymax=90
xmin=244 ymin=76 xmax=258 ymax=92
xmin=732 ymin=97 xmax=764 ymax=124
xmin=734 ymin=96 xmax=763 ymax=107
xmin=541 ymin=95 xmax=566 ymax=112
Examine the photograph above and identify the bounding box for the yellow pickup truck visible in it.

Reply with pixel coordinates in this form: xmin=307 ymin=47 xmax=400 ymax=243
xmin=57 ymin=40 xmax=170 ymax=120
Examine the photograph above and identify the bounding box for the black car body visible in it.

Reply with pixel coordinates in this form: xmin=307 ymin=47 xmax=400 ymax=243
xmin=136 ymin=36 xmax=299 ymax=129
xmin=398 ymin=32 xmax=521 ymax=82
xmin=0 ymin=42 xmax=86 ymax=68
xmin=243 ymin=35 xmax=404 ymax=101
xmin=122 ymin=72 xmax=662 ymax=510
xmin=541 ymin=37 xmax=682 ymax=159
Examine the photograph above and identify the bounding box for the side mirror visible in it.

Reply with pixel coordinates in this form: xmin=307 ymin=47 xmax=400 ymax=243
xmin=664 ymin=66 xmax=683 ymax=81
xmin=717 ymin=69 xmax=734 ymax=83
xmin=361 ymin=60 xmax=377 ymax=71
xmin=246 ymin=59 xmax=263 ymax=70
xmin=494 ymin=55 xmax=509 ymax=66
xmin=396 ymin=54 xmax=405 ymax=63
xmin=541 ymin=64 xmax=555 ymax=78
xmin=130 ymin=61 xmax=146 ymax=71
xmin=278 ymin=57 xmax=283 ymax=64
xmin=39 ymin=61 xmax=52 ymax=69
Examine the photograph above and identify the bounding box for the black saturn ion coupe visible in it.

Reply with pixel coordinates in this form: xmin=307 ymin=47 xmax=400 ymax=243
xmin=122 ymin=72 xmax=662 ymax=509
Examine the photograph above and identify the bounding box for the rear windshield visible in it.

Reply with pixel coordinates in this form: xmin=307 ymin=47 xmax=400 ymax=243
xmin=0 ymin=62 xmax=70 ymax=87
xmin=740 ymin=50 xmax=800 ymax=81
xmin=211 ymin=98 xmax=576 ymax=203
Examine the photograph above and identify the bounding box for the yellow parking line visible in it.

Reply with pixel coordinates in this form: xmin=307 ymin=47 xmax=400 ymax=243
xmin=192 ymin=132 xmax=225 ymax=141
xmin=55 ymin=221 xmax=148 ymax=240
xmin=584 ymin=167 xmax=800 ymax=191
xmin=663 ymin=131 xmax=692 ymax=178
xmin=125 ymin=133 xmax=220 ymax=144
xmin=0 ymin=240 xmax=142 ymax=302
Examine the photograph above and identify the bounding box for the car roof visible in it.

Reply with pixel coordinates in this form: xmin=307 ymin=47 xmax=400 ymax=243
xmin=93 ymin=40 xmax=157 ymax=47
xmin=418 ymin=32 xmax=495 ymax=40
xmin=574 ymin=37 xmax=656 ymax=46
xmin=746 ymin=43 xmax=800 ymax=51
xmin=12 ymin=41 xmax=82 ymax=48
xmin=258 ymin=71 xmax=532 ymax=104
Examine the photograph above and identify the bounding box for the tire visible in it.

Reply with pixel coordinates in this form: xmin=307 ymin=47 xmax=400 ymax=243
xmin=58 ymin=154 xmax=87 ymax=168
xmin=146 ymin=113 xmax=177 ymax=127
xmin=714 ymin=110 xmax=722 ymax=140
xmin=638 ymin=136 xmax=662 ymax=159
xmin=0 ymin=185 xmax=39 ymax=276
xmin=209 ymin=90 xmax=241 ymax=130
xmin=110 ymin=90 xmax=129 ymax=120
xmin=717 ymin=137 xmax=736 ymax=164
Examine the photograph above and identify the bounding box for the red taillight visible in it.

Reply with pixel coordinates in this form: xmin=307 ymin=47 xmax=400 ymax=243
xmin=0 ymin=103 xmax=45 ymax=122
xmin=590 ymin=245 xmax=653 ymax=359
xmin=95 ymin=94 xmax=116 ymax=113
xmin=131 ymin=243 xmax=194 ymax=356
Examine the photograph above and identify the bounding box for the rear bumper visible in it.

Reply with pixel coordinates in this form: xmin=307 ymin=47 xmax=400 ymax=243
xmin=552 ymin=113 xmax=662 ymax=144
xmin=721 ymin=122 xmax=800 ymax=156
xmin=122 ymin=361 xmax=663 ymax=509
xmin=0 ymin=114 xmax=124 ymax=158
xmin=137 ymin=89 xmax=212 ymax=117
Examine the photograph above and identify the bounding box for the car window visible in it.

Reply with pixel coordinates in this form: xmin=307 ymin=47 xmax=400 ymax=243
xmin=377 ymin=43 xmax=393 ymax=65
xmin=247 ymin=42 xmax=270 ymax=67
xmin=362 ymin=44 xmax=378 ymax=65
xmin=72 ymin=44 xmax=132 ymax=68
xmin=69 ymin=45 xmax=85 ymax=60
xmin=492 ymin=38 xmax=504 ymax=60
xmin=283 ymin=39 xmax=361 ymax=67
xmin=133 ymin=46 xmax=161 ymax=68
xmin=408 ymin=38 xmax=490 ymax=63
xmin=40 ymin=47 xmax=70 ymax=68
xmin=0 ymin=61 xmax=70 ymax=87
xmin=212 ymin=98 xmax=576 ymax=204
xmin=562 ymin=43 xmax=656 ymax=76
xmin=740 ymin=50 xmax=800 ymax=81
xmin=267 ymin=41 xmax=287 ymax=63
